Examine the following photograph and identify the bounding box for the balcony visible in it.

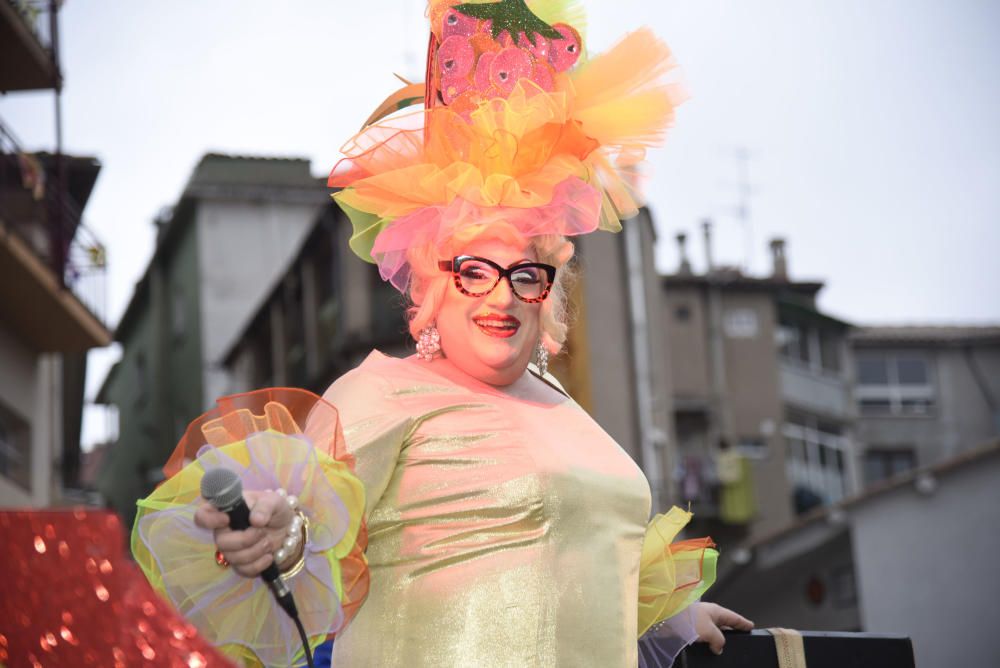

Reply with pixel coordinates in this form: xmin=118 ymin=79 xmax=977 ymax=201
xmin=0 ymin=0 xmax=59 ymax=93
xmin=778 ymin=359 xmax=851 ymax=418
xmin=0 ymin=119 xmax=110 ymax=352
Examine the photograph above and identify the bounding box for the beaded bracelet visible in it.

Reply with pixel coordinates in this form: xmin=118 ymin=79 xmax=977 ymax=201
xmin=213 ymin=489 xmax=309 ymax=575
xmin=274 ymin=488 xmax=309 ymax=578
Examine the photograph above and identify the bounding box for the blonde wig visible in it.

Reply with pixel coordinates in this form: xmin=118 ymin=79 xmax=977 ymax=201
xmin=405 ymin=222 xmax=576 ymax=355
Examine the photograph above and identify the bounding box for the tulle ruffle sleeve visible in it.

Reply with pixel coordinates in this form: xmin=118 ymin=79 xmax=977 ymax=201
xmin=636 ymin=506 xmax=718 ymax=667
xmin=130 ymin=388 xmax=369 ymax=668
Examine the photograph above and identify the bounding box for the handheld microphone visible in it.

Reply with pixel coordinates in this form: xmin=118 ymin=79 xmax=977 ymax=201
xmin=200 ymin=467 xmax=299 ymax=620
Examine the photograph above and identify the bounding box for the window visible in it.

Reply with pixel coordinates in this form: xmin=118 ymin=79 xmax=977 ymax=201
xmin=858 ymin=398 xmax=892 ymax=416
xmin=896 ymin=357 xmax=928 ymax=385
xmin=171 ymin=286 xmax=186 ymax=340
xmin=134 ymin=351 xmax=148 ymax=406
xmin=855 ymin=353 xmax=935 ymax=417
xmin=832 ymin=565 xmax=858 ymax=608
xmin=784 ymin=414 xmax=848 ymax=509
xmin=778 ymin=318 xmax=842 ymax=374
xmin=724 ymin=308 xmax=758 ymax=338
xmin=778 ymin=322 xmax=811 ymax=365
xmin=819 ymin=331 xmax=841 ymax=373
xmin=370 ymin=263 xmax=404 ymax=342
xmin=249 ymin=315 xmax=274 ymax=388
xmin=736 ymin=437 xmax=768 ymax=459
xmin=284 ymin=272 xmax=307 ymax=387
xmin=0 ymin=402 xmax=31 ymax=492
xmin=312 ymin=221 xmax=342 ymax=367
xmin=864 ymin=448 xmax=916 ymax=485
xmin=857 ymin=357 xmax=889 ymax=385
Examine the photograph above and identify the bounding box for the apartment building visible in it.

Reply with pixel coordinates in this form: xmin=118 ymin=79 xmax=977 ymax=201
xmin=852 ymin=325 xmax=1000 ymax=484
xmin=1 ymin=1 xmax=111 ymax=507
xmin=95 ymin=154 xmax=325 ymax=523
xmin=661 ymin=227 xmax=857 ymax=541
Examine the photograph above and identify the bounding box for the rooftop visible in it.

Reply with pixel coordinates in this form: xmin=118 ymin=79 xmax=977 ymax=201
xmin=186 ymin=152 xmax=319 ymax=190
xmin=112 ymin=153 xmax=327 ymax=344
xmin=663 ymin=267 xmax=825 ymax=295
xmin=745 ymin=438 xmax=1000 ymax=552
xmin=851 ymin=325 xmax=1000 ymax=346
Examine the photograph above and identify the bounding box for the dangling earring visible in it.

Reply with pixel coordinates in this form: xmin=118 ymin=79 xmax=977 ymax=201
xmin=416 ymin=325 xmax=441 ymax=361
xmin=535 ymin=340 xmax=549 ymax=377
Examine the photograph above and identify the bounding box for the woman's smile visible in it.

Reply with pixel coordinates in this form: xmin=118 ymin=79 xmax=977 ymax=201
xmin=472 ymin=312 xmax=521 ymax=338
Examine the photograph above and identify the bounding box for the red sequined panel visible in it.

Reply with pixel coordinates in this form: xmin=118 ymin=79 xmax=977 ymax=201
xmin=0 ymin=509 xmax=234 ymax=667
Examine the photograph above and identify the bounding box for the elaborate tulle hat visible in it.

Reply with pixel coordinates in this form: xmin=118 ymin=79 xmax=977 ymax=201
xmin=329 ymin=0 xmax=684 ymax=291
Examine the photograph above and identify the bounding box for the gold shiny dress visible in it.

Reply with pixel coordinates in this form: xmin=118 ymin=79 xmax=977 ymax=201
xmin=323 ymin=351 xmax=652 ymax=667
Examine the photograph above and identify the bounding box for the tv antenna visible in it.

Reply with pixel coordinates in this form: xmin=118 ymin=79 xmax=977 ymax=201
xmin=729 ymin=146 xmax=757 ymax=272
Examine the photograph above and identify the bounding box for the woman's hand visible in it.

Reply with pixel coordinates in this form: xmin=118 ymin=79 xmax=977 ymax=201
xmin=193 ymin=489 xmax=296 ymax=578
xmin=693 ymin=601 xmax=754 ymax=655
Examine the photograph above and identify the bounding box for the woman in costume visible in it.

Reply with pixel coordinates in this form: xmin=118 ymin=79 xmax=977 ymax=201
xmin=133 ymin=1 xmax=752 ymax=666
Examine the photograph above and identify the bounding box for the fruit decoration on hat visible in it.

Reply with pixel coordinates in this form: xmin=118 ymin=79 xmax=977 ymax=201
xmin=329 ymin=0 xmax=685 ymax=291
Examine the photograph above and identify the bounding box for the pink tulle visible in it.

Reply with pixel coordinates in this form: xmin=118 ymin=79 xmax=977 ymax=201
xmin=372 ymin=176 xmax=601 ymax=290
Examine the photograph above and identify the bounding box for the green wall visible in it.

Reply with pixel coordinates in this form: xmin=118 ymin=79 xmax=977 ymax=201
xmin=99 ymin=205 xmax=204 ymax=527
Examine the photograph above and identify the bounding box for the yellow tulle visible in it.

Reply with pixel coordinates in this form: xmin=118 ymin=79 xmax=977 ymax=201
xmin=637 ymin=507 xmax=719 ymax=638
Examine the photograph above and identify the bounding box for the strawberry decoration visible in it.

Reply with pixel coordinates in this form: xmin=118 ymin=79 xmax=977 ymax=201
xmin=439 ymin=35 xmax=476 ymax=79
xmin=475 ymin=51 xmax=497 ymax=91
xmin=517 ymin=31 xmax=550 ymax=60
xmin=441 ymin=75 xmax=472 ymax=104
xmin=548 ymin=23 xmax=581 ymax=72
xmin=529 ymin=61 xmax=555 ymax=91
xmin=442 ymin=7 xmax=479 ymax=37
xmin=489 ymin=47 xmax=533 ymax=95
xmin=434 ymin=0 xmax=584 ymax=110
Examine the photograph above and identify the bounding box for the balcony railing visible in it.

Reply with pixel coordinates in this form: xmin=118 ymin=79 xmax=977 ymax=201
xmin=6 ymin=0 xmax=53 ymax=49
xmin=0 ymin=116 xmax=108 ymax=325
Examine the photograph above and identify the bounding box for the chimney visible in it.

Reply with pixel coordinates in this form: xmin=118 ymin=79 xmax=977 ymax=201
xmin=675 ymin=232 xmax=692 ymax=275
xmin=153 ymin=206 xmax=173 ymax=244
xmin=701 ymin=219 xmax=715 ymax=273
xmin=769 ymin=238 xmax=788 ymax=280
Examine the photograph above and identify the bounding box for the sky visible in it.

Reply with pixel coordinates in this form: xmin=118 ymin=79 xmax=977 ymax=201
xmin=2 ymin=1 xmax=999 ymax=448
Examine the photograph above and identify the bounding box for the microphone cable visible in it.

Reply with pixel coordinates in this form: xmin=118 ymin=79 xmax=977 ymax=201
xmin=201 ymin=468 xmax=315 ymax=668
xmin=293 ymin=615 xmax=316 ymax=668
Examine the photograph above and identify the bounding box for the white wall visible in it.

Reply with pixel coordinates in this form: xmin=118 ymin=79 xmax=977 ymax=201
xmin=0 ymin=324 xmax=61 ymax=507
xmin=851 ymin=450 xmax=1000 ymax=668
xmin=196 ymin=197 xmax=318 ymax=404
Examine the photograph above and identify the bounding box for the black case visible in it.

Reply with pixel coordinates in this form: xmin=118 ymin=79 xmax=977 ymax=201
xmin=675 ymin=630 xmax=915 ymax=668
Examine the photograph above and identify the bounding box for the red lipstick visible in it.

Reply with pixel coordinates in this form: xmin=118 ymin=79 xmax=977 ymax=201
xmin=472 ymin=313 xmax=521 ymax=338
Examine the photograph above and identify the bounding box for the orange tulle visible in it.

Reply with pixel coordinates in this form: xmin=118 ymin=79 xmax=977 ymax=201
xmin=163 ymin=387 xmax=353 ymax=478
